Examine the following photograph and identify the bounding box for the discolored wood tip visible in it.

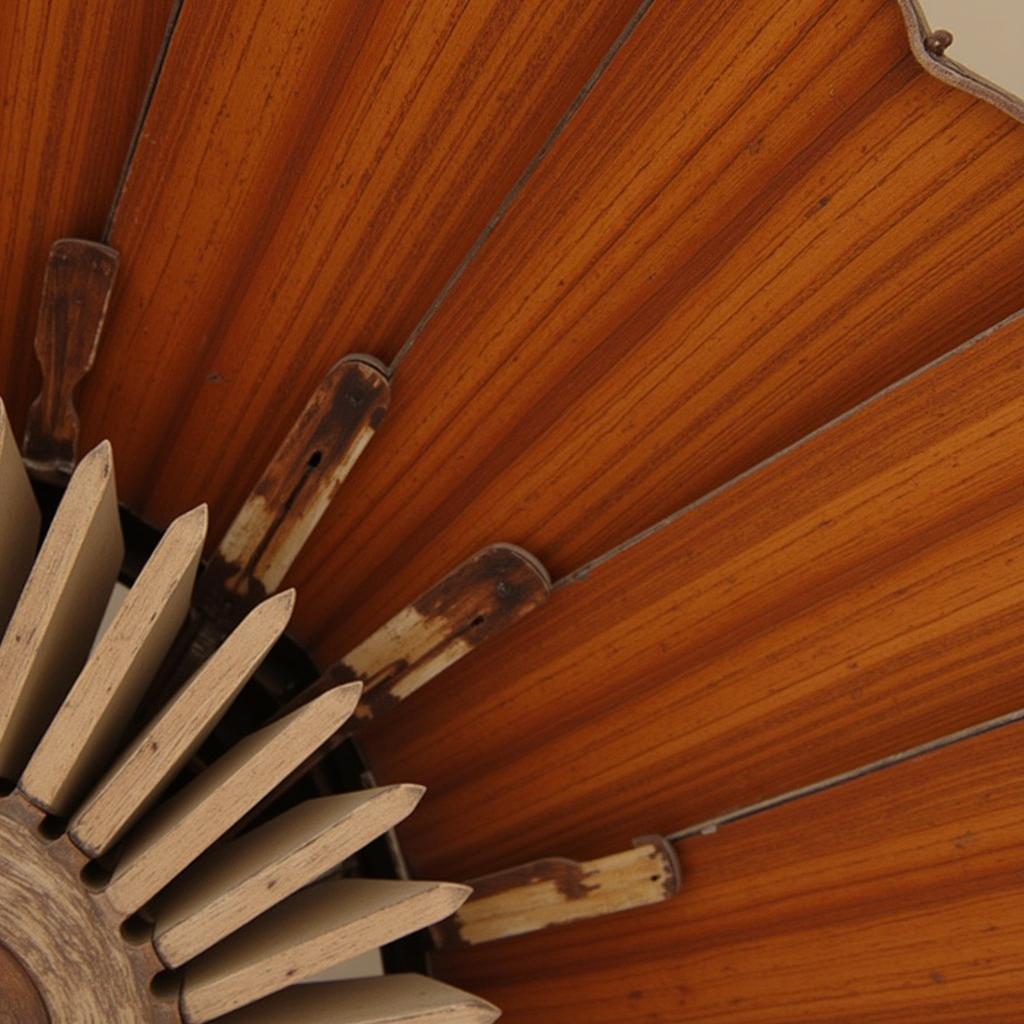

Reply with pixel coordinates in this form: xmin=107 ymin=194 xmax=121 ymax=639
xmin=484 ymin=542 xmax=552 ymax=590
xmin=78 ymin=438 xmax=114 ymax=474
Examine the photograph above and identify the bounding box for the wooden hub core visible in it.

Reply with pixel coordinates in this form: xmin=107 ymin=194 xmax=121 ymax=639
xmin=0 ymin=793 xmax=176 ymax=1023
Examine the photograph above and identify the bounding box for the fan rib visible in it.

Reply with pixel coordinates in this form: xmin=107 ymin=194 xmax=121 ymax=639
xmin=153 ymin=784 xmax=424 ymax=967
xmin=104 ymin=683 xmax=363 ymax=915
xmin=180 ymin=877 xmax=470 ymax=1022
xmin=210 ymin=974 xmax=500 ymax=1023
xmin=0 ymin=402 xmax=41 ymax=632
xmin=0 ymin=441 xmax=122 ymax=780
xmin=21 ymin=505 xmax=208 ymax=816
xmin=69 ymin=589 xmax=296 ymax=857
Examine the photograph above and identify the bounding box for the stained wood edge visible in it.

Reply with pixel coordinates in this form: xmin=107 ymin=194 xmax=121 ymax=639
xmin=433 ymin=837 xmax=680 ymax=948
xmin=896 ymin=0 xmax=1024 ymax=124
xmin=200 ymin=354 xmax=391 ymax=616
xmin=23 ymin=240 xmax=120 ymax=476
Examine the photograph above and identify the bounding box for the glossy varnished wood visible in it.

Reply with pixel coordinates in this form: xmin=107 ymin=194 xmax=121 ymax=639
xmin=78 ymin=0 xmax=640 ymax=538
xmin=286 ymin=0 xmax=1024 ymax=664
xmin=433 ymin=719 xmax=1024 ymax=1023
xmin=0 ymin=0 xmax=175 ymax=434
xmin=361 ymin=311 xmax=1024 ymax=878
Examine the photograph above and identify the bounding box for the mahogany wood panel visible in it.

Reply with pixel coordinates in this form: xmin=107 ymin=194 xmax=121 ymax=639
xmin=360 ymin=310 xmax=1024 ymax=879
xmin=285 ymin=0 xmax=1024 ymax=664
xmin=0 ymin=1 xmax=174 ymax=433
xmin=77 ymin=0 xmax=640 ymax=536
xmin=433 ymin=717 xmax=1024 ymax=1023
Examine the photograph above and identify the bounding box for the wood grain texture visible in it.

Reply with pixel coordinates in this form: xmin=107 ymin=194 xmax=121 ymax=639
xmin=282 ymin=0 xmax=1024 ymax=665
xmin=0 ymin=0 xmax=175 ymax=435
xmin=360 ymin=310 xmax=1024 ymax=879
xmin=432 ymin=717 xmax=1024 ymax=1023
xmin=0 ymin=402 xmax=41 ymax=633
xmin=77 ymin=0 xmax=641 ymax=541
xmin=0 ymin=442 xmax=123 ymax=781
xmin=181 ymin=878 xmax=470 ymax=1022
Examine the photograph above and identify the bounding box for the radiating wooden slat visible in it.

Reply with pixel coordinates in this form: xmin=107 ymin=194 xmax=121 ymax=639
xmin=433 ymin=716 xmax=1024 ymax=1023
xmin=0 ymin=442 xmax=122 ymax=780
xmin=20 ymin=505 xmax=207 ymax=817
xmin=181 ymin=877 xmax=470 ymax=1022
xmin=285 ymin=0 xmax=1024 ymax=666
xmin=77 ymin=0 xmax=641 ymax=536
xmin=70 ymin=591 xmax=295 ymax=857
xmin=362 ymin=310 xmax=1024 ymax=879
xmin=0 ymin=401 xmax=41 ymax=631
xmin=104 ymin=683 xmax=362 ymax=915
xmin=215 ymin=975 xmax=499 ymax=1024
xmin=22 ymin=240 xmax=119 ymax=474
xmin=153 ymin=785 xmax=424 ymax=967
xmin=0 ymin=0 xmax=176 ymax=433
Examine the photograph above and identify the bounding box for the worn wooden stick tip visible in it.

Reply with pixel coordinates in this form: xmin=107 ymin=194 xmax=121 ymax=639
xmin=23 ymin=239 xmax=119 ymax=476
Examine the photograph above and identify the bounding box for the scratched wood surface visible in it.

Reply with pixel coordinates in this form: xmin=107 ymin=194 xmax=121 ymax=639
xmin=0 ymin=0 xmax=175 ymax=434
xmin=360 ymin=310 xmax=1024 ymax=879
xmin=433 ymin=716 xmax=1024 ymax=1023
xmin=281 ymin=0 xmax=1024 ymax=665
xmin=76 ymin=0 xmax=639 ymax=538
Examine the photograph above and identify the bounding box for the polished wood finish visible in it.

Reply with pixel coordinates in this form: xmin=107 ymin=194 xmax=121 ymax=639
xmin=0 ymin=0 xmax=175 ymax=435
xmin=285 ymin=0 xmax=1024 ymax=666
xmin=362 ymin=312 xmax=1024 ymax=878
xmin=23 ymin=240 xmax=119 ymax=475
xmin=433 ymin=717 xmax=1024 ymax=1023
xmin=78 ymin=0 xmax=640 ymax=543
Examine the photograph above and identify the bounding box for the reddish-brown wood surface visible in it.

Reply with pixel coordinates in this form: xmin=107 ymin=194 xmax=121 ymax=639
xmin=0 ymin=0 xmax=174 ymax=432
xmin=361 ymin=311 xmax=1024 ymax=879
xmin=284 ymin=0 xmax=1024 ymax=664
xmin=77 ymin=0 xmax=639 ymax=535
xmin=434 ymin=717 xmax=1024 ymax=1023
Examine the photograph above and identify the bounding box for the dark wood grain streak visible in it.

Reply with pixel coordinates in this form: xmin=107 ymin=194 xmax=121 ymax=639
xmin=0 ymin=1 xmax=176 ymax=435
xmin=432 ymin=716 xmax=1024 ymax=1023
xmin=77 ymin=0 xmax=641 ymax=543
xmin=284 ymin=0 xmax=1024 ymax=666
xmin=359 ymin=310 xmax=1024 ymax=879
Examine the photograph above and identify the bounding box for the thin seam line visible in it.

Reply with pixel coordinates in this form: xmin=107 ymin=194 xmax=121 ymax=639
xmin=556 ymin=304 xmax=1024 ymax=590
xmin=388 ymin=0 xmax=658 ymax=373
xmin=668 ymin=705 xmax=1024 ymax=842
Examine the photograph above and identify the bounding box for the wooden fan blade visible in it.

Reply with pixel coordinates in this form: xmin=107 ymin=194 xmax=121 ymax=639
xmin=21 ymin=505 xmax=207 ymax=816
xmin=180 ymin=878 xmax=470 ymax=1022
xmin=211 ymin=974 xmax=500 ymax=1023
xmin=0 ymin=441 xmax=122 ymax=780
xmin=0 ymin=401 xmax=41 ymax=632
xmin=153 ymin=784 xmax=424 ymax=967
xmin=104 ymin=683 xmax=362 ymax=915
xmin=69 ymin=590 xmax=295 ymax=856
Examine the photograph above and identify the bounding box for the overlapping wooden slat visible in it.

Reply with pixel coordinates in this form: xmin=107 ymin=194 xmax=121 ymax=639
xmin=361 ymin=311 xmax=1024 ymax=879
xmin=0 ymin=0 xmax=176 ymax=434
xmin=285 ymin=0 xmax=1024 ymax=664
xmin=0 ymin=402 xmax=41 ymax=631
xmin=0 ymin=442 xmax=122 ymax=781
xmin=181 ymin=878 xmax=470 ymax=1021
xmin=77 ymin=0 xmax=641 ymax=536
xmin=432 ymin=717 xmax=1024 ymax=1023
xmin=70 ymin=591 xmax=296 ymax=857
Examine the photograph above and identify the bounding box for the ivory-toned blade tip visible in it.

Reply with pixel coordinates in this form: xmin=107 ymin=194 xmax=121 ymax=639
xmin=79 ymin=438 xmax=114 ymax=471
xmin=173 ymin=504 xmax=210 ymax=532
